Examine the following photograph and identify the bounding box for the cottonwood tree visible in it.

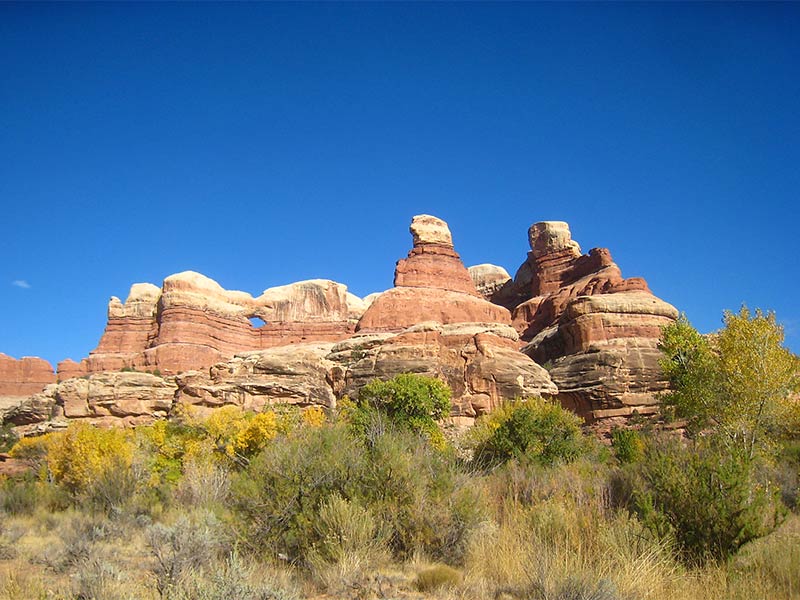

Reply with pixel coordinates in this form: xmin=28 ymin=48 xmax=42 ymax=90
xmin=659 ymin=307 xmax=799 ymax=459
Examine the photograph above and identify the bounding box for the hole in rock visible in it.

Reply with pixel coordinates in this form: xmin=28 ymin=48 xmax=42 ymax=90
xmin=249 ymin=316 xmax=266 ymax=328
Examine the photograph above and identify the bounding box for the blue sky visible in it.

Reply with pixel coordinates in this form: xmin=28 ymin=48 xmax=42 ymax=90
xmin=1 ymin=2 xmax=798 ymax=368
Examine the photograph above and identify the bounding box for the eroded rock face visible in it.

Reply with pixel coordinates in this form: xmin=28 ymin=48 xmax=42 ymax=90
xmin=175 ymin=322 xmax=556 ymax=426
xmin=468 ymin=264 xmax=512 ymax=301
xmin=357 ymin=215 xmax=512 ymax=332
xmin=175 ymin=343 xmax=337 ymax=417
xmin=492 ymin=222 xmax=678 ymax=427
xmin=9 ymin=372 xmax=178 ymax=433
xmin=58 ymin=275 xmax=367 ymax=376
xmin=0 ymin=354 xmax=56 ymax=401
xmin=330 ymin=323 xmax=556 ymax=425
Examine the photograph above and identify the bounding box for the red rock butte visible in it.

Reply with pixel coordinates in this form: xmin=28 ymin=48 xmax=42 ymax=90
xmin=1 ymin=215 xmax=678 ymax=435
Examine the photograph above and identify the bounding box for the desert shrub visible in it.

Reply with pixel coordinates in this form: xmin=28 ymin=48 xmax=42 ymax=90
xmin=301 ymin=406 xmax=327 ymax=428
xmin=147 ymin=510 xmax=228 ymax=598
xmin=360 ymin=431 xmax=488 ymax=563
xmin=414 ymin=564 xmax=462 ymax=592
xmin=352 ymin=373 xmax=451 ymax=445
xmin=0 ymin=476 xmax=39 ymax=515
xmin=231 ymin=424 xmax=365 ymax=561
xmin=233 ymin=424 xmax=485 ymax=564
xmin=170 ymin=552 xmax=299 ymax=600
xmin=175 ymin=457 xmax=231 ymax=508
xmin=202 ymin=406 xmax=279 ymax=464
xmin=0 ymin=425 xmax=18 ymax=453
xmin=307 ymin=493 xmax=388 ymax=591
xmin=472 ymin=398 xmax=586 ymax=468
xmin=611 ymin=428 xmax=645 ymax=464
xmin=630 ymin=436 xmax=785 ymax=564
xmin=71 ymin=554 xmax=126 ymax=600
xmin=9 ymin=433 xmax=52 ymax=476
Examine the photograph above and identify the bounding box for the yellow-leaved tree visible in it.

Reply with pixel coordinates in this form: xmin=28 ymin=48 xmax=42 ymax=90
xmin=660 ymin=307 xmax=800 ymax=458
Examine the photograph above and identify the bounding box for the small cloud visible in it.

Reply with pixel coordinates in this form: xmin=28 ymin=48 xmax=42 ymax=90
xmin=11 ymin=280 xmax=31 ymax=289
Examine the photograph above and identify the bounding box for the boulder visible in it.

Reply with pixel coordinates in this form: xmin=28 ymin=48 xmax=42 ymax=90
xmin=468 ymin=264 xmax=512 ymax=301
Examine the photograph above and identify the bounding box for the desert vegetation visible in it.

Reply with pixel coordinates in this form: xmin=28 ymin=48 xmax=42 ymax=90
xmin=0 ymin=309 xmax=798 ymax=600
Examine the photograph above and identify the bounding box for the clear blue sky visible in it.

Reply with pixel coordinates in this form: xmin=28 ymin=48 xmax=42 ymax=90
xmin=2 ymin=2 xmax=798 ymax=368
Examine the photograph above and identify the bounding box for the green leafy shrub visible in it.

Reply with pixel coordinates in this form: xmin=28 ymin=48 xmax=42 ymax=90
xmin=631 ymin=436 xmax=786 ymax=564
xmin=611 ymin=428 xmax=645 ymax=464
xmin=231 ymin=425 xmax=365 ymax=561
xmin=472 ymin=398 xmax=585 ymax=468
xmin=353 ymin=373 xmax=451 ymax=445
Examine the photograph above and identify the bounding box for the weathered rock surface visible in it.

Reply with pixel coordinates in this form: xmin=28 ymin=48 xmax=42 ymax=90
xmin=357 ymin=215 xmax=512 ymax=332
xmin=1 ymin=215 xmax=683 ymax=436
xmin=175 ymin=343 xmax=337 ymax=416
xmin=10 ymin=372 xmax=179 ymax=432
xmin=0 ymin=354 xmax=56 ymax=398
xmin=175 ymin=322 xmax=556 ymax=426
xmin=330 ymin=323 xmax=556 ymax=425
xmin=492 ymin=221 xmax=678 ymax=427
xmin=58 ymin=275 xmax=366 ymax=376
xmin=468 ymin=264 xmax=512 ymax=301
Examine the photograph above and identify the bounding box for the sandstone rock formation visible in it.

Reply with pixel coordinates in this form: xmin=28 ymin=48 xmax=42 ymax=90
xmin=173 ymin=322 xmax=556 ymax=426
xmin=58 ymin=275 xmax=366 ymax=376
xmin=357 ymin=215 xmax=512 ymax=332
xmin=481 ymin=221 xmax=678 ymax=428
xmin=8 ymin=372 xmax=178 ymax=434
xmin=0 ymin=355 xmax=56 ymax=424
xmin=0 ymin=354 xmax=56 ymax=398
xmin=468 ymin=264 xmax=512 ymax=300
xmin=330 ymin=323 xmax=556 ymax=425
xmin=175 ymin=343 xmax=337 ymax=417
xmin=1 ymin=215 xmax=682 ymax=436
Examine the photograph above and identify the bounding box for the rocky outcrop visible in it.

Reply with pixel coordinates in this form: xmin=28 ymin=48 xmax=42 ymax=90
xmin=468 ymin=264 xmax=512 ymax=301
xmin=330 ymin=323 xmax=556 ymax=425
xmin=0 ymin=354 xmax=56 ymax=398
xmin=9 ymin=372 xmax=179 ymax=433
xmin=58 ymin=275 xmax=366 ymax=376
xmin=490 ymin=222 xmax=678 ymax=427
xmin=1 ymin=215 xmax=683 ymax=436
xmin=357 ymin=215 xmax=512 ymax=332
xmin=173 ymin=322 xmax=556 ymax=426
xmin=175 ymin=343 xmax=337 ymax=417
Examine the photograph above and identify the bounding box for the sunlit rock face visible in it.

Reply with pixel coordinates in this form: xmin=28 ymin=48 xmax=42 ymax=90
xmin=478 ymin=221 xmax=678 ymax=430
xmin=57 ymin=274 xmax=366 ymax=377
xmin=357 ymin=214 xmax=512 ymax=332
xmin=3 ymin=214 xmax=682 ymax=436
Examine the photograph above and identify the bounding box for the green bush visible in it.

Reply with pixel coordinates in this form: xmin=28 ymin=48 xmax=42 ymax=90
xmin=231 ymin=425 xmax=365 ymax=561
xmin=472 ymin=398 xmax=586 ymax=468
xmin=353 ymin=373 xmax=451 ymax=444
xmin=631 ymin=436 xmax=786 ymax=564
xmin=611 ymin=428 xmax=645 ymax=464
xmin=231 ymin=425 xmax=485 ymax=564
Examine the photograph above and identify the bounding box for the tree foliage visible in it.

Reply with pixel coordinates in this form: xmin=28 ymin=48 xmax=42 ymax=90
xmin=659 ymin=307 xmax=800 ymax=457
xmin=351 ymin=373 xmax=451 ymax=444
xmin=632 ymin=437 xmax=785 ymax=564
xmin=471 ymin=397 xmax=585 ymax=468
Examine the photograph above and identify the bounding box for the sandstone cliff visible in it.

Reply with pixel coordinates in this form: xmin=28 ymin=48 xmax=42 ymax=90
xmin=3 ymin=215 xmax=679 ymax=435
xmin=58 ymin=274 xmax=366 ymax=377
xmin=471 ymin=221 xmax=678 ymax=428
